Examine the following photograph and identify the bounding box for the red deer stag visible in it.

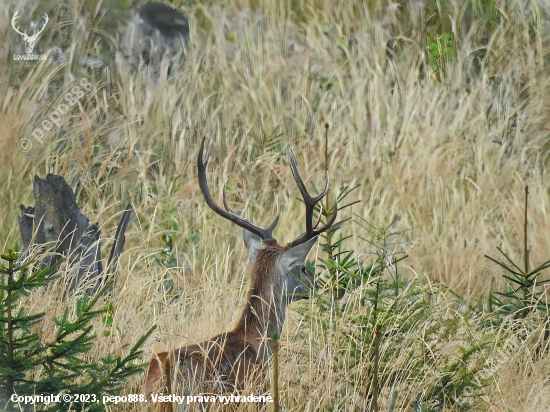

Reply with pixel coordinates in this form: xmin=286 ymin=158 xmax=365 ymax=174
xmin=143 ymin=138 xmax=337 ymax=402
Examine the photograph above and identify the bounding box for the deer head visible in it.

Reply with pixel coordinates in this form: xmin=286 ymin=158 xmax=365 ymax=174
xmin=12 ymin=11 xmax=49 ymax=54
xmin=197 ymin=137 xmax=337 ymax=337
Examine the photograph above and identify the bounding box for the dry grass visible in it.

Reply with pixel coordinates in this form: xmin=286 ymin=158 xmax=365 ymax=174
xmin=1 ymin=0 xmax=550 ymax=410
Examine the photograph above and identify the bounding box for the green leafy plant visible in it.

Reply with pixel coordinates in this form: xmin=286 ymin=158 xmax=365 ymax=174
xmin=423 ymin=0 xmax=503 ymax=78
xmin=316 ymin=182 xmax=360 ymax=297
xmin=300 ymin=212 xmax=497 ymax=410
xmin=0 ymin=249 xmax=155 ymax=411
xmin=427 ymin=33 xmax=456 ymax=75
xmin=309 ymin=124 xmax=360 ymax=298
xmin=301 ymin=217 xmax=427 ymax=407
xmin=486 ymin=186 xmax=550 ymax=318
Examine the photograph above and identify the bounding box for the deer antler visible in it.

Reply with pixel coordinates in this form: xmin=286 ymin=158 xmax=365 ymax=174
xmin=11 ymin=11 xmax=27 ymax=37
xmin=12 ymin=12 xmax=48 ymax=41
xmin=29 ymin=13 xmax=48 ymax=41
xmin=286 ymin=149 xmax=337 ymax=248
xmin=197 ymin=137 xmax=279 ymax=241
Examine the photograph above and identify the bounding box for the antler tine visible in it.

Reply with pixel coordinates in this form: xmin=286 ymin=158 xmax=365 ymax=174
xmin=313 ymin=210 xmax=322 ymax=230
xmin=287 ymin=149 xmax=329 ymax=205
xmin=30 ymin=13 xmax=49 ymax=38
xmin=222 ymin=183 xmax=236 ymax=214
xmin=286 ymin=148 xmax=338 ymax=248
xmin=317 ymin=201 xmax=338 ymax=232
xmin=37 ymin=13 xmax=49 ymax=34
xmin=11 ymin=11 xmax=27 ymax=36
xmin=287 ymin=202 xmax=338 ymax=248
xmin=198 ymin=137 xmax=278 ymax=242
xmin=266 ymin=212 xmax=280 ymax=238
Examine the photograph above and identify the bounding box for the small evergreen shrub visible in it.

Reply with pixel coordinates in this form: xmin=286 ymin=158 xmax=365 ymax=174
xmin=486 ymin=187 xmax=550 ymax=319
xmin=0 ymin=249 xmax=155 ymax=412
xmin=299 ymin=214 xmax=504 ymax=410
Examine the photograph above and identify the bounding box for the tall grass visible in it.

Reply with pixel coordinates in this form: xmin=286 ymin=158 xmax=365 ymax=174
xmin=1 ymin=0 xmax=550 ymax=410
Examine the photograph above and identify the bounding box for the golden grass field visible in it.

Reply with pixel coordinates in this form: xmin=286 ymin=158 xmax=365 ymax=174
xmin=2 ymin=0 xmax=550 ymax=410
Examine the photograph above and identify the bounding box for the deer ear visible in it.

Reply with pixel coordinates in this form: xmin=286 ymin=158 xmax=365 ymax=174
xmin=281 ymin=236 xmax=318 ymax=268
xmin=243 ymin=229 xmax=263 ymax=264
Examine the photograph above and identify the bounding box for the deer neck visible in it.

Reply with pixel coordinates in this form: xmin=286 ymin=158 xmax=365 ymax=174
xmin=234 ymin=244 xmax=286 ymax=343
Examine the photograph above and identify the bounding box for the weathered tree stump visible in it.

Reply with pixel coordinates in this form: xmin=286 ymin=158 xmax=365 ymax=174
xmin=18 ymin=174 xmax=133 ymax=295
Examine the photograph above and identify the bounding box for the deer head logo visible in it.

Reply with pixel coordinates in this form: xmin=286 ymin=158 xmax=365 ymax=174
xmin=12 ymin=11 xmax=49 ymax=54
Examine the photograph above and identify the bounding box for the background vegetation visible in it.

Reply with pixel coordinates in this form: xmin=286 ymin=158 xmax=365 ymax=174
xmin=1 ymin=0 xmax=550 ymax=410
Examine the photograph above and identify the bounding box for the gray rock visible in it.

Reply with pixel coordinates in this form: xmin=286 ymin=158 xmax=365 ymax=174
xmin=121 ymin=1 xmax=190 ymax=67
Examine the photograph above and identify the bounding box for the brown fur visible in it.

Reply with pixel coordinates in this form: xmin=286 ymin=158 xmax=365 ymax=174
xmin=143 ymin=242 xmax=284 ymax=399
